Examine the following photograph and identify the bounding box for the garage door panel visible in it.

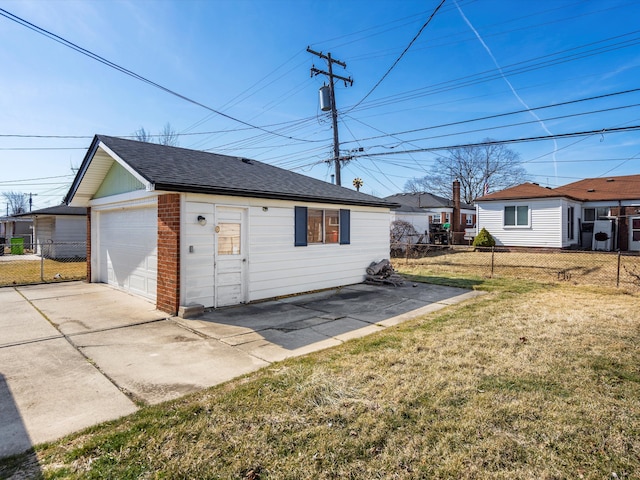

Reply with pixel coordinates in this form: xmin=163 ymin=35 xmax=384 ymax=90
xmin=98 ymin=206 xmax=157 ymax=300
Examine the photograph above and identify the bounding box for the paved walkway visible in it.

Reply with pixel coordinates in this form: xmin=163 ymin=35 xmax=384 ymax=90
xmin=0 ymin=281 xmax=483 ymax=458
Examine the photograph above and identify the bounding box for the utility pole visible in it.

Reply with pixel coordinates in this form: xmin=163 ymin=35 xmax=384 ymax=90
xmin=28 ymin=193 xmax=37 ymax=212
xmin=307 ymin=47 xmax=353 ymax=186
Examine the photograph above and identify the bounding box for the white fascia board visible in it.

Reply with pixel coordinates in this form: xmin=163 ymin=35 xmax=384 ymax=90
xmin=98 ymin=141 xmax=154 ymax=191
xmin=89 ymin=190 xmax=157 ymax=210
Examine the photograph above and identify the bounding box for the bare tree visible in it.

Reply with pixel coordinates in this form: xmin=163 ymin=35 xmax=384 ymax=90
xmin=158 ymin=123 xmax=179 ymax=146
xmin=3 ymin=191 xmax=28 ymax=215
xmin=134 ymin=127 xmax=153 ymax=143
xmin=405 ymin=140 xmax=529 ymax=203
xmin=133 ymin=123 xmax=179 ymax=146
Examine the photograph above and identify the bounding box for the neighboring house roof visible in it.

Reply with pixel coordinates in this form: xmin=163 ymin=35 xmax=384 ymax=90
xmin=66 ymin=135 xmax=396 ymax=209
xmin=13 ymin=205 xmax=87 ymax=218
xmin=476 ymin=175 xmax=640 ymax=203
xmin=0 ymin=215 xmax=32 ymax=222
xmin=385 ymin=192 xmax=474 ymax=211
xmin=554 ymin=175 xmax=640 ymax=201
xmin=476 ymin=182 xmax=563 ymax=201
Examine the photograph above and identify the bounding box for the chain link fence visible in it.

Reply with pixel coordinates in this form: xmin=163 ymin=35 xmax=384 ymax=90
xmin=392 ymin=243 xmax=640 ymax=289
xmin=0 ymin=241 xmax=87 ymax=287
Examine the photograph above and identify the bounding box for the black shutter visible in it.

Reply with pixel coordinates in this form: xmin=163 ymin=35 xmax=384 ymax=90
xmin=294 ymin=206 xmax=307 ymax=246
xmin=339 ymin=209 xmax=350 ymax=245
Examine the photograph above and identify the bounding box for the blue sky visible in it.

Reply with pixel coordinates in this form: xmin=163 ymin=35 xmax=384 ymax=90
xmin=1 ymin=0 xmax=640 ymax=209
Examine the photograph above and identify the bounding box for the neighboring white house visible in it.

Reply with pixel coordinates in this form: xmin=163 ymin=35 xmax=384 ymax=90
xmin=0 ymin=215 xmax=33 ymax=249
xmin=14 ymin=205 xmax=87 ymax=259
xmin=475 ymin=175 xmax=640 ymax=251
xmin=64 ymin=135 xmax=395 ymax=314
xmin=386 ymin=185 xmax=477 ymax=244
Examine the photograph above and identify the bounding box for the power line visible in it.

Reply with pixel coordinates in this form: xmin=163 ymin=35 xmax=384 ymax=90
xmin=351 ymin=125 xmax=640 ymax=158
xmin=347 ymin=0 xmax=446 ymax=113
xmin=341 ymin=87 xmax=640 ymax=146
xmin=344 ymin=29 xmax=640 ymax=115
xmin=0 ymin=8 xmax=320 ymax=144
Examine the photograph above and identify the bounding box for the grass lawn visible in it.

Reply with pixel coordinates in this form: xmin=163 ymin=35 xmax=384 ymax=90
xmin=396 ymin=248 xmax=640 ymax=289
xmin=2 ymin=271 xmax=639 ymax=479
xmin=0 ymin=258 xmax=86 ymax=286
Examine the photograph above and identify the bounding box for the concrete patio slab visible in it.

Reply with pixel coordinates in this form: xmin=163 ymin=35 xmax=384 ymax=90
xmin=72 ymin=320 xmax=269 ymax=405
xmin=0 ymin=289 xmax=61 ymax=347
xmin=22 ymin=283 xmax=167 ymax=335
xmin=0 ymin=337 xmax=136 ymax=459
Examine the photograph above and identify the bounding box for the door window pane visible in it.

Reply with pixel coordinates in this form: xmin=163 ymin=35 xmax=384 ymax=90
xmin=218 ymin=223 xmax=241 ymax=255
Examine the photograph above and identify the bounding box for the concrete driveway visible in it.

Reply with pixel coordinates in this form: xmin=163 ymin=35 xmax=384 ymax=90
xmin=0 ymin=280 xmax=483 ymax=458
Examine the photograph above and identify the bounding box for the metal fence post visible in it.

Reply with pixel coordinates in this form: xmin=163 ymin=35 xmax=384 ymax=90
xmin=617 ymin=251 xmax=621 ymax=288
xmin=491 ymin=246 xmax=495 ymax=278
xmin=40 ymin=251 xmax=44 ymax=282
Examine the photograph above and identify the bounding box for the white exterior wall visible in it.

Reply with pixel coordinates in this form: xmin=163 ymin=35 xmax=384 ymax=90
xmin=390 ymin=212 xmax=429 ymax=236
xmin=477 ymin=199 xmax=563 ymax=248
xmin=51 ymin=216 xmax=87 ymax=258
xmin=34 ymin=217 xmax=54 ymax=256
xmin=560 ymin=199 xmax=581 ymax=248
xmin=182 ymin=193 xmax=390 ymax=306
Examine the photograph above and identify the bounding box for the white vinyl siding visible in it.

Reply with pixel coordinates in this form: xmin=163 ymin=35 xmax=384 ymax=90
xmin=182 ymin=194 xmax=390 ymax=305
xmin=35 ymin=216 xmax=86 ymax=259
xmin=477 ymin=199 xmax=563 ymax=248
xmin=248 ymin=204 xmax=388 ymax=301
xmin=390 ymin=212 xmax=429 ymax=237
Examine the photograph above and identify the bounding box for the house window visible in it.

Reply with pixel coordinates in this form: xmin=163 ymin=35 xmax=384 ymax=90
xmin=504 ymin=205 xmax=529 ymax=227
xmin=294 ymin=206 xmax=350 ymax=246
xmin=431 ymin=215 xmax=440 ymax=224
xmin=567 ymin=207 xmax=574 ymax=240
xmin=584 ymin=207 xmax=610 ymax=221
xmin=633 ymin=218 xmax=640 ymax=242
xmin=307 ymin=208 xmax=339 ymax=244
xmin=466 ymin=215 xmax=473 ymax=226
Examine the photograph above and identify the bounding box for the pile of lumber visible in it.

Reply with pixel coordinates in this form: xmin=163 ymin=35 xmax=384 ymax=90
xmin=365 ymin=259 xmax=404 ymax=286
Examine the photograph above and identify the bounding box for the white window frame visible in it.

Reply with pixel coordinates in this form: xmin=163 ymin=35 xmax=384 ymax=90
xmin=504 ymin=205 xmax=530 ymax=228
xmin=307 ymin=208 xmax=340 ymax=245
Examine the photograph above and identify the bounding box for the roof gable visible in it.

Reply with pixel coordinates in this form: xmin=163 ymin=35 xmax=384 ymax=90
xmin=66 ymin=135 xmax=393 ymax=208
xmin=94 ymin=161 xmax=145 ymax=199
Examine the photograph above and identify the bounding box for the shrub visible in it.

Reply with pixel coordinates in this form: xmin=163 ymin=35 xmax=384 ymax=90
xmin=473 ymin=227 xmax=496 ymax=247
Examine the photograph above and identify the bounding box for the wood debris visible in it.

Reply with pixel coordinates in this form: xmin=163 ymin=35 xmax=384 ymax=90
xmin=365 ymin=259 xmax=404 ymax=286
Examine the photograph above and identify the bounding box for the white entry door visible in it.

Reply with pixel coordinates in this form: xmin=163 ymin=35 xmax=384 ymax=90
xmin=630 ymin=217 xmax=640 ymax=251
xmin=215 ymin=206 xmax=247 ymax=307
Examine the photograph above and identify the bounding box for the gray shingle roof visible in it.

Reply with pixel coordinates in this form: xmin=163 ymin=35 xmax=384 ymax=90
xmin=385 ymin=192 xmax=473 ymax=210
xmin=14 ymin=205 xmax=87 ymax=217
xmin=68 ymin=135 xmax=394 ymax=208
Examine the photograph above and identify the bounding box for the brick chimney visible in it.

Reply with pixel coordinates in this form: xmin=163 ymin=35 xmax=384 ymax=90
xmin=452 ymin=180 xmax=461 ymax=243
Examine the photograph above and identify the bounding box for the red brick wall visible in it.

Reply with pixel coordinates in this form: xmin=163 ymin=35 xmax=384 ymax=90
xmin=157 ymin=194 xmax=181 ymax=314
xmin=86 ymin=207 xmax=91 ymax=282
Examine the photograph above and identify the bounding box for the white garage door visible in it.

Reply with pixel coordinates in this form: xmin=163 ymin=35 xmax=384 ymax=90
xmin=97 ymin=206 xmax=157 ymax=300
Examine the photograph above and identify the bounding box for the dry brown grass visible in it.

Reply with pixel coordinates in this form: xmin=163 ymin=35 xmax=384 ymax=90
xmin=0 ymin=258 xmax=86 ymax=286
xmin=398 ymin=248 xmax=640 ymax=289
xmin=2 ymin=279 xmax=639 ymax=479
